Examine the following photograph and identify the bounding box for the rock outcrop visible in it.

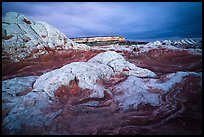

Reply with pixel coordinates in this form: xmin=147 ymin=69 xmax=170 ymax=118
xmin=2 ymin=12 xmax=88 ymax=62
xmin=33 ymin=51 xmax=156 ymax=99
xmin=113 ymin=71 xmax=201 ymax=110
xmin=146 ymin=38 xmax=202 ymax=49
xmin=113 ymin=76 xmax=160 ymax=110
xmin=130 ymin=39 xmax=202 ymax=56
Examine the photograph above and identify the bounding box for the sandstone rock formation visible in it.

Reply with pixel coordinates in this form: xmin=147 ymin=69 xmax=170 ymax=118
xmin=2 ymin=69 xmax=202 ymax=134
xmin=33 ymin=51 xmax=156 ymax=99
xmin=2 ymin=12 xmax=88 ymax=62
xmin=113 ymin=71 xmax=201 ymax=110
xmin=146 ymin=38 xmax=202 ymax=49
xmin=113 ymin=76 xmax=160 ymax=110
xmin=2 ymin=76 xmax=53 ymax=134
xmin=129 ymin=39 xmax=202 ymax=56
xmin=2 ymin=48 xmax=202 ymax=135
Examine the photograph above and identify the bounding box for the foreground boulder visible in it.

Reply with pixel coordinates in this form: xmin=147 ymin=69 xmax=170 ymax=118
xmin=33 ymin=51 xmax=156 ymax=99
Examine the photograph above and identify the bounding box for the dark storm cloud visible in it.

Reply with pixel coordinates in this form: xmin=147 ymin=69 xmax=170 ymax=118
xmin=2 ymin=2 xmax=202 ymax=41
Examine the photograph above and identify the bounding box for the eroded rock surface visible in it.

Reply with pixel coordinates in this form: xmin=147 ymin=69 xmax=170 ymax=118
xmin=113 ymin=72 xmax=201 ymax=111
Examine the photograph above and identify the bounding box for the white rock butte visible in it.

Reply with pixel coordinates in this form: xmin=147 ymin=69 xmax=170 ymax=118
xmin=2 ymin=12 xmax=82 ymax=62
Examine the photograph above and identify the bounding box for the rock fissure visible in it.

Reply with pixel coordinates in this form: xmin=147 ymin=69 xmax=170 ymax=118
xmin=30 ymin=25 xmax=43 ymax=40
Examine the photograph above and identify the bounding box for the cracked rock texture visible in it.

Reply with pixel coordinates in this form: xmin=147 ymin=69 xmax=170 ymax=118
xmin=2 ymin=12 xmax=88 ymax=62
xmin=2 ymin=76 xmax=53 ymax=134
xmin=33 ymin=51 xmax=156 ymax=99
xmin=2 ymin=76 xmax=38 ymax=97
xmin=113 ymin=76 xmax=160 ymax=110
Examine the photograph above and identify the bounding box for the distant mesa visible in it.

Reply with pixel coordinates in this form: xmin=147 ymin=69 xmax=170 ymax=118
xmin=70 ymin=36 xmax=148 ymax=46
xmin=70 ymin=36 xmax=126 ymax=43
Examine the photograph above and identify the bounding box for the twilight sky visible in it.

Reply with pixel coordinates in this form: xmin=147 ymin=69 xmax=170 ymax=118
xmin=2 ymin=2 xmax=202 ymax=41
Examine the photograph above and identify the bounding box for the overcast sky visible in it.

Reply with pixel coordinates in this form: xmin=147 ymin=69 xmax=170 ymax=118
xmin=2 ymin=2 xmax=202 ymax=41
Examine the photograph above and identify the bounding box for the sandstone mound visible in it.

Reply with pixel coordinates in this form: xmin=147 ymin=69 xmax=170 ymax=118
xmin=2 ymin=12 xmax=88 ymax=62
xmin=33 ymin=51 xmax=156 ymax=99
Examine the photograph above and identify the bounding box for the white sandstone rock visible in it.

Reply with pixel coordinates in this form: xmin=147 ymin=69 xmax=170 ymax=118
xmin=113 ymin=71 xmax=201 ymax=110
xmin=2 ymin=75 xmax=55 ymax=133
xmin=33 ymin=62 xmax=114 ymax=99
xmin=146 ymin=71 xmax=202 ymax=92
xmin=2 ymin=12 xmax=84 ymax=62
xmin=113 ymin=76 xmax=160 ymax=111
xmin=33 ymin=51 xmax=156 ymax=99
xmin=2 ymin=76 xmax=39 ymax=99
xmin=88 ymin=51 xmax=156 ymax=77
